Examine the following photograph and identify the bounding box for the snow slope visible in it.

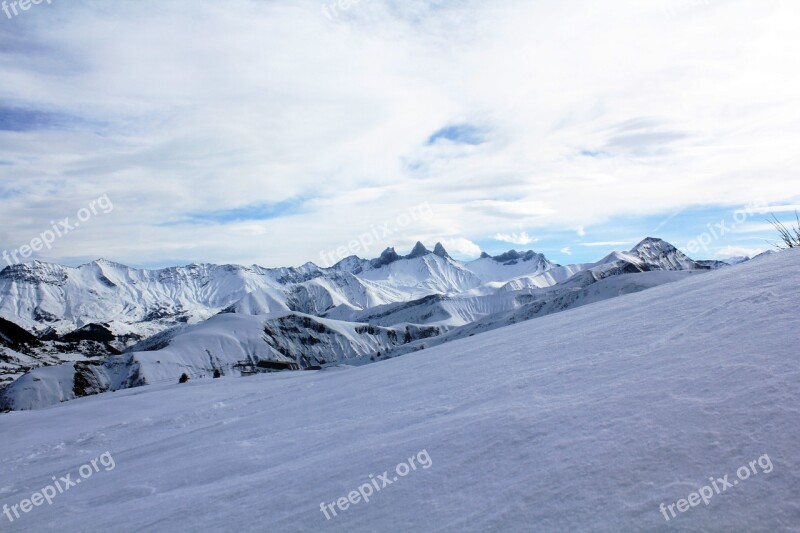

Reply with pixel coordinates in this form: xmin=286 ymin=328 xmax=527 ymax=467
xmin=0 ymin=249 xmax=796 ymax=532
xmin=384 ymin=269 xmax=704 ymax=355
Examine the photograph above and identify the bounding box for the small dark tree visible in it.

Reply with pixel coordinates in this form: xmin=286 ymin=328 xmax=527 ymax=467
xmin=179 ymin=373 xmax=190 ymax=383
xmin=213 ymin=369 xmax=222 ymax=379
xmin=768 ymin=210 xmax=800 ymax=249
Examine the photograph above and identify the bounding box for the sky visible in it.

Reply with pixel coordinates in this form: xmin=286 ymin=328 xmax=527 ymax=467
xmin=1 ymin=0 xmax=799 ymax=269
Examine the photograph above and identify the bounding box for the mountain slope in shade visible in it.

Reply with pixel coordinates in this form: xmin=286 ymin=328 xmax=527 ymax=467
xmin=0 ymin=250 xmax=796 ymax=530
xmin=0 ymin=312 xmax=441 ymax=410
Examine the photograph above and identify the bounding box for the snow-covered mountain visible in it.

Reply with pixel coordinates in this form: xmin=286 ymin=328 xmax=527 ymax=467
xmin=0 ymin=248 xmax=795 ymax=531
xmin=0 ymin=241 xmax=560 ymax=359
xmin=0 ymin=259 xmax=296 ymax=337
xmin=596 ymin=236 xmax=707 ymax=272
xmin=0 ymin=239 xmax=698 ymax=336
xmin=0 ymin=238 xmax=717 ymax=408
xmin=0 ymin=242 xmax=550 ymax=339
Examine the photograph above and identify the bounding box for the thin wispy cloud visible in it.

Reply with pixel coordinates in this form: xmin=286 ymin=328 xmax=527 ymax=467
xmin=494 ymin=231 xmax=538 ymax=246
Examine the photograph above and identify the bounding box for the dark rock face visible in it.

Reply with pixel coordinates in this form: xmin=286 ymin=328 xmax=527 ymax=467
xmin=370 ymin=247 xmax=401 ymax=268
xmin=72 ymin=360 xmax=111 ymax=398
xmin=407 ymin=242 xmax=431 ymax=259
xmin=0 ymin=317 xmax=41 ymax=350
xmin=60 ymin=323 xmax=116 ymax=343
xmin=433 ymin=243 xmax=451 ymax=259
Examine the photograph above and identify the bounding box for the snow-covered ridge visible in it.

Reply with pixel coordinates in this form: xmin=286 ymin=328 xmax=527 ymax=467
xmin=0 ymin=240 xmax=576 ymax=341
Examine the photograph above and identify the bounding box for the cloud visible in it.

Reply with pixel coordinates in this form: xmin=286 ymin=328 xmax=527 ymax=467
xmin=0 ymin=0 xmax=799 ymax=267
xmin=494 ymin=231 xmax=539 ymax=246
xmin=576 ymin=226 xmax=586 ymax=237
xmin=560 ymin=246 xmax=572 ymax=255
xmin=439 ymin=237 xmax=482 ymax=259
xmin=749 ymin=204 xmax=800 ymax=214
xmin=714 ymin=246 xmax=766 ymax=259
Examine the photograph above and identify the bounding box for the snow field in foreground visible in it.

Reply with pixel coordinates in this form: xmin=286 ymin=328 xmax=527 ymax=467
xmin=0 ymin=250 xmax=798 ymax=532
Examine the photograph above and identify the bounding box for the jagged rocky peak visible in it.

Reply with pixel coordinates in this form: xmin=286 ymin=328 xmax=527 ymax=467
xmin=407 ymin=241 xmax=431 ymax=259
xmin=88 ymin=258 xmax=128 ymax=268
xmin=602 ymin=237 xmax=704 ymax=271
xmin=433 ymin=242 xmax=451 ymax=259
xmin=368 ymin=242 xmax=453 ymax=266
xmin=484 ymin=249 xmax=546 ymax=264
xmin=629 ymin=237 xmax=690 ymax=261
xmin=631 ymin=237 xmax=677 ymax=253
xmin=370 ymin=247 xmax=402 ymax=268
xmin=338 ymin=241 xmax=455 ymax=272
xmin=380 ymin=247 xmax=400 ymax=261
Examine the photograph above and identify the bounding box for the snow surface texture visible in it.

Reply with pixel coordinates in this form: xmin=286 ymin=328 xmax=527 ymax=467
xmin=0 ymin=249 xmax=796 ymax=531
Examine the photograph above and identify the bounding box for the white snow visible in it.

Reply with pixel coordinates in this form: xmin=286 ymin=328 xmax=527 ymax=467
xmin=0 ymin=249 xmax=797 ymax=531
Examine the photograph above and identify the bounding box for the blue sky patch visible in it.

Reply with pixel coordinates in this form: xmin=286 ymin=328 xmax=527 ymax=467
xmin=475 ymin=202 xmax=793 ymax=265
xmin=427 ymin=123 xmax=486 ymax=146
xmin=0 ymin=106 xmax=76 ymax=132
xmin=172 ymin=198 xmax=308 ymax=226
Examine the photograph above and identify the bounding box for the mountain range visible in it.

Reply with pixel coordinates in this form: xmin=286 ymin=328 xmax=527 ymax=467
xmin=0 ymin=238 xmax=747 ymax=410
